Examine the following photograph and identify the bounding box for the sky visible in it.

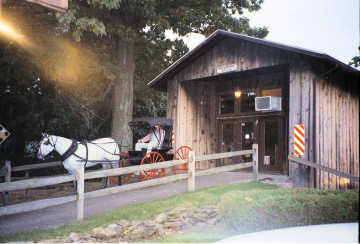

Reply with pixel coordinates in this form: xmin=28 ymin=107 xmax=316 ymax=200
xmin=181 ymin=0 xmax=359 ymax=65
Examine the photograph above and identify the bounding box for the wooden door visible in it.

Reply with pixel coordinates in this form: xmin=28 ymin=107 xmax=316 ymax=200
xmin=219 ymin=119 xmax=257 ymax=165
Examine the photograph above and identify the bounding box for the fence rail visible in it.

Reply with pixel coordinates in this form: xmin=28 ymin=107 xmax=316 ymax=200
xmin=0 ymin=144 xmax=259 ymax=219
xmin=288 ymin=155 xmax=360 ymax=182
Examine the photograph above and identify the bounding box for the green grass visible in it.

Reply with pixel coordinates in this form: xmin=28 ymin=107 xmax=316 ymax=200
xmin=220 ymin=188 xmax=358 ymax=233
xmin=2 ymin=182 xmax=358 ymax=243
xmin=0 ymin=181 xmax=275 ymax=242
xmin=156 ymin=188 xmax=359 ymax=243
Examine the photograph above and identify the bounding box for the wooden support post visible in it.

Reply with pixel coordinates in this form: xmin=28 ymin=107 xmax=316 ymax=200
xmin=2 ymin=160 xmax=11 ymax=206
xmin=188 ymin=151 xmax=195 ymax=192
xmin=252 ymin=144 xmax=258 ymax=181
xmin=25 ymin=171 xmax=30 ymax=195
xmin=5 ymin=160 xmax=11 ymax=183
xmin=76 ymin=166 xmax=84 ymax=221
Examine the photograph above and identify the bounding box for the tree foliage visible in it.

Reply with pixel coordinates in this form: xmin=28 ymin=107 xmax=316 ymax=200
xmin=55 ymin=0 xmax=268 ymax=147
xmin=0 ymin=0 xmax=268 ymax=163
xmin=349 ymin=46 xmax=360 ymax=68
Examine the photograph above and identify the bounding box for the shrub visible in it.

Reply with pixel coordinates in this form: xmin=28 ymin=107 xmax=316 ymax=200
xmin=220 ymin=189 xmax=359 ymax=233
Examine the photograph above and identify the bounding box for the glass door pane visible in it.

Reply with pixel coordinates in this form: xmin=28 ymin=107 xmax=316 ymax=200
xmin=239 ymin=121 xmax=255 ymax=163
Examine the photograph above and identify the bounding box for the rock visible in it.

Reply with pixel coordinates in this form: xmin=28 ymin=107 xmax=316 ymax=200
xmin=68 ymin=232 xmax=82 ymax=242
xmin=107 ymin=223 xmax=118 ymax=229
xmin=163 ymin=221 xmax=183 ymax=229
xmin=143 ymin=220 xmax=156 ymax=227
xmin=155 ymin=213 xmax=168 ymax=223
xmin=206 ymin=217 xmax=218 ymax=225
xmin=192 ymin=214 xmax=207 ymax=222
xmin=91 ymin=226 xmax=118 ymax=239
xmin=117 ymin=219 xmax=131 ymax=227
xmin=155 ymin=223 xmax=166 ymax=236
xmin=129 ymin=224 xmax=146 ymax=240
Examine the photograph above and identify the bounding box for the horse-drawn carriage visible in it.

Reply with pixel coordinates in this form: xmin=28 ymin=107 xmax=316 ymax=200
xmin=112 ymin=117 xmax=192 ymax=184
xmin=37 ymin=117 xmax=192 ymax=187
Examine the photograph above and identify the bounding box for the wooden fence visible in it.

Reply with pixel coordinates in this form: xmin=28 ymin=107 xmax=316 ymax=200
xmin=288 ymin=155 xmax=360 ymax=188
xmin=0 ymin=144 xmax=258 ymax=219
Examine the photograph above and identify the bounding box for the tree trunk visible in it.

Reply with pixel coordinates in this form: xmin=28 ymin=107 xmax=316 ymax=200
xmin=111 ymin=38 xmax=135 ymax=151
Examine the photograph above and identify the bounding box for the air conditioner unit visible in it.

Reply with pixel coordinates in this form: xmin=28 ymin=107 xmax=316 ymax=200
xmin=255 ymin=96 xmax=282 ymax=111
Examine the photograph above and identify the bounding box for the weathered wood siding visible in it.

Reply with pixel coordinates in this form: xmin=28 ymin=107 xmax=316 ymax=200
xmin=166 ymin=36 xmax=359 ymax=188
xmin=315 ymin=74 xmax=359 ymax=189
xmin=288 ymin=63 xmax=316 ymax=187
xmin=167 ymin=38 xmax=291 ymax=168
xmin=174 ymin=81 xmax=217 ymax=169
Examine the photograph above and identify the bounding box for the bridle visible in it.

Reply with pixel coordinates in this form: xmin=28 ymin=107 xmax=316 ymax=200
xmin=38 ymin=134 xmax=57 ymax=159
xmin=39 ymin=134 xmax=79 ymax=162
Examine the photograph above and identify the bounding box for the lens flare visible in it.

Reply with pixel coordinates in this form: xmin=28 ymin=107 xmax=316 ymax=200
xmin=0 ymin=20 xmax=24 ymax=40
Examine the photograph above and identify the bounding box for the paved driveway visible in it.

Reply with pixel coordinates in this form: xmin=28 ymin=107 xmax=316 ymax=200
xmin=0 ymin=171 xmax=290 ymax=235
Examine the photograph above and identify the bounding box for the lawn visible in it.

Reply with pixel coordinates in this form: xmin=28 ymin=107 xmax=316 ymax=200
xmin=0 ymin=181 xmax=358 ymax=243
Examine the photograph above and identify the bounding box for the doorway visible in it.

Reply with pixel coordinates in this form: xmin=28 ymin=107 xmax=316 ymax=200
xmin=219 ymin=117 xmax=286 ymax=174
xmin=257 ymin=118 xmax=285 ymax=174
xmin=219 ymin=120 xmax=256 ymax=166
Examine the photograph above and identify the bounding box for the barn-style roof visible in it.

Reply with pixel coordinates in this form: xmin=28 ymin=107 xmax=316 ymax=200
xmin=148 ymin=29 xmax=359 ymax=90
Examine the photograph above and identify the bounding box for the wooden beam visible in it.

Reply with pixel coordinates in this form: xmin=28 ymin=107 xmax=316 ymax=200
xmin=0 ymin=174 xmax=74 ymax=192
xmin=196 ymin=150 xmax=254 ymax=162
xmin=195 ymin=162 xmax=253 ymax=177
xmin=0 ymin=195 xmax=75 ymax=216
xmin=85 ymin=174 xmax=188 ymax=199
xmin=12 ymin=161 xmax=62 ymax=172
xmin=288 ymin=155 xmax=359 ymax=182
xmin=5 ymin=161 xmax=11 ymax=182
xmin=76 ymin=166 xmax=84 ymax=221
xmin=84 ymin=159 xmax=187 ymax=180
xmin=252 ymin=144 xmax=259 ymax=181
xmin=188 ymin=151 xmax=195 ymax=192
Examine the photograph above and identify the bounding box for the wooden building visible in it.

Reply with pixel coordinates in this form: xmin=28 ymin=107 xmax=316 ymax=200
xmin=148 ymin=30 xmax=359 ymax=189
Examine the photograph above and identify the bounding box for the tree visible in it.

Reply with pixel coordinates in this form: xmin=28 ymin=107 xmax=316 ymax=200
xmin=57 ymin=0 xmax=268 ymax=149
xmin=349 ymin=46 xmax=360 ymax=68
xmin=0 ymin=1 xmax=117 ymax=163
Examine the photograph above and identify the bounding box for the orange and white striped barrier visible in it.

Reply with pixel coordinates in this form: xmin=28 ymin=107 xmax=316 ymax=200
xmin=294 ymin=124 xmax=305 ymax=156
xmin=171 ymin=131 xmax=175 ymax=144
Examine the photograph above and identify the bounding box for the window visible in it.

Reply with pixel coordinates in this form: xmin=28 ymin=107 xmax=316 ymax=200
xmin=220 ymin=95 xmax=235 ymax=114
xmin=218 ymin=88 xmax=282 ymax=115
xmin=261 ymin=88 xmax=282 ymax=97
xmin=239 ymin=92 xmax=256 ymax=113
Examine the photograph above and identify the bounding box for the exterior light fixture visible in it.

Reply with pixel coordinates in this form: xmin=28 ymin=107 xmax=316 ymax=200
xmin=234 ymin=90 xmax=241 ymax=98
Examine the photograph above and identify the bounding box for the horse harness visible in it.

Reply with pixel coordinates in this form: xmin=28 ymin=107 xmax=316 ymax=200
xmin=42 ymin=135 xmax=119 ymax=166
xmin=61 ymin=140 xmax=89 ymax=167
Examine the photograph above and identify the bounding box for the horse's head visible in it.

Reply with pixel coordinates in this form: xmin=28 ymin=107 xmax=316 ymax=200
xmin=37 ymin=133 xmax=56 ymax=160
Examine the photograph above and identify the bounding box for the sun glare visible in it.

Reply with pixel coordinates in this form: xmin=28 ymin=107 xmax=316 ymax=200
xmin=0 ymin=20 xmax=24 ymax=40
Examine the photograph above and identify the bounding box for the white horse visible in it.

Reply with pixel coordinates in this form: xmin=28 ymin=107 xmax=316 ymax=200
xmin=37 ymin=133 xmax=120 ymax=189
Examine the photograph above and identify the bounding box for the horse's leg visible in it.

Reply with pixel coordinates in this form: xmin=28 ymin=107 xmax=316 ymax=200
xmin=101 ymin=163 xmax=111 ymax=188
xmin=103 ymin=177 xmax=109 ymax=188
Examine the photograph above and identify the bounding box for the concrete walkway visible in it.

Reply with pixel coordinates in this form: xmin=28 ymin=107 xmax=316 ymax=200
xmin=0 ymin=172 xmax=291 ymax=235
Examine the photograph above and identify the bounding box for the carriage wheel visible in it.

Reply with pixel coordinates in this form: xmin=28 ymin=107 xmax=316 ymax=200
xmin=140 ymin=152 xmax=165 ymax=181
xmin=172 ymin=146 xmax=192 ymax=175
xmin=109 ymin=152 xmax=134 ymax=185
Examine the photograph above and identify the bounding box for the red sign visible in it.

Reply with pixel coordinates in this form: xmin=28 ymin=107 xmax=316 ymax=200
xmin=0 ymin=124 xmax=10 ymax=145
xmin=294 ymin=124 xmax=305 ymax=156
xmin=25 ymin=0 xmax=68 ymax=12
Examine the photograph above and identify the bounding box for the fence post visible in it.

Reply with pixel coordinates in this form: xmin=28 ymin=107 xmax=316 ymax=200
xmin=252 ymin=144 xmax=258 ymax=181
xmin=188 ymin=151 xmax=195 ymax=192
xmin=76 ymin=166 xmax=85 ymax=221
xmin=1 ymin=160 xmax=11 ymax=206
xmin=5 ymin=160 xmax=11 ymax=183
